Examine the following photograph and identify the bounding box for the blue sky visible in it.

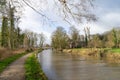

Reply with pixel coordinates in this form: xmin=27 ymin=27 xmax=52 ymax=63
xmin=19 ymin=0 xmax=120 ymax=44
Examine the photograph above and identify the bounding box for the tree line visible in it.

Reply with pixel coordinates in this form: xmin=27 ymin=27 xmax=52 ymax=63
xmin=0 ymin=0 xmax=46 ymax=50
xmin=51 ymin=26 xmax=120 ymax=50
xmin=0 ymin=26 xmax=46 ymax=50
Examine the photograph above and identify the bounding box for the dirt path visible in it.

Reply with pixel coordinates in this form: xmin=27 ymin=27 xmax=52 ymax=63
xmin=0 ymin=53 xmax=32 ymax=80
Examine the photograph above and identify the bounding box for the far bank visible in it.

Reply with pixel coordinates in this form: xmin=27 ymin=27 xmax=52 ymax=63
xmin=63 ymin=48 xmax=120 ymax=63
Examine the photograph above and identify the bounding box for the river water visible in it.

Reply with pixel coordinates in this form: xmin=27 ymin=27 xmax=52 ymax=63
xmin=38 ymin=49 xmax=120 ymax=80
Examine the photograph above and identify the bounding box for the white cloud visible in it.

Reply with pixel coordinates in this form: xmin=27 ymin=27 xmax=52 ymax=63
xmin=101 ymin=12 xmax=120 ymax=27
xmin=19 ymin=6 xmax=53 ymax=44
xmin=77 ymin=12 xmax=120 ymax=35
xmin=75 ymin=12 xmax=120 ymax=35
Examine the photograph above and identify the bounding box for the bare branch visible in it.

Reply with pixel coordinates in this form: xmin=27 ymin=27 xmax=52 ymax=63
xmin=22 ymin=0 xmax=50 ymax=20
xmin=57 ymin=0 xmax=97 ymax=23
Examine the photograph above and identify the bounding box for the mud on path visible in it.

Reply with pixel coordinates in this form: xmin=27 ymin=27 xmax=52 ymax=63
xmin=0 ymin=53 xmax=32 ymax=80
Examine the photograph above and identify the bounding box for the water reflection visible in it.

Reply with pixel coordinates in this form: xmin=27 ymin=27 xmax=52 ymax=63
xmin=38 ymin=49 xmax=120 ymax=80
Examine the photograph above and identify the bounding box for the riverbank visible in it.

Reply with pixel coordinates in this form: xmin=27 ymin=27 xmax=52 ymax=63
xmin=63 ymin=48 xmax=104 ymax=57
xmin=63 ymin=48 xmax=120 ymax=63
xmin=25 ymin=51 xmax=47 ymax=80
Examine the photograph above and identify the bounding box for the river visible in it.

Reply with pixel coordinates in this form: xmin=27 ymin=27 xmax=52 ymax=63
xmin=38 ymin=49 xmax=120 ymax=80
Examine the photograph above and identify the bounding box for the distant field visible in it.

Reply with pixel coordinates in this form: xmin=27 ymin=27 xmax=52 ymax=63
xmin=109 ymin=48 xmax=120 ymax=53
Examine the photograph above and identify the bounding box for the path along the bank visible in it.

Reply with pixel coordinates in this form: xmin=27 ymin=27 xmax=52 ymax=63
xmin=0 ymin=53 xmax=32 ymax=80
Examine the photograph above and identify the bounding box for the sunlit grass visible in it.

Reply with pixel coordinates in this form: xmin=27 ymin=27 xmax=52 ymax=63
xmin=25 ymin=52 xmax=47 ymax=80
xmin=109 ymin=48 xmax=120 ymax=53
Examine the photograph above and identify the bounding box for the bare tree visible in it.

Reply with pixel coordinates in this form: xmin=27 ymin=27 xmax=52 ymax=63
xmin=54 ymin=0 xmax=96 ymax=24
xmin=69 ymin=26 xmax=80 ymax=48
xmin=38 ymin=33 xmax=46 ymax=48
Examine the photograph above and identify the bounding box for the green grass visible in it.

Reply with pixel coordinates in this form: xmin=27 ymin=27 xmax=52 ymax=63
xmin=0 ymin=52 xmax=27 ymax=73
xmin=25 ymin=52 xmax=47 ymax=80
xmin=109 ymin=48 xmax=120 ymax=53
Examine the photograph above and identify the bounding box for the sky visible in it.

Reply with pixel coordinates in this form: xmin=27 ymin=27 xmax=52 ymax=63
xmin=19 ymin=0 xmax=120 ymax=44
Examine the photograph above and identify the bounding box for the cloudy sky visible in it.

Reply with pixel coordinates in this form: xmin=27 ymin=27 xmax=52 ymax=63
xmin=19 ymin=0 xmax=120 ymax=44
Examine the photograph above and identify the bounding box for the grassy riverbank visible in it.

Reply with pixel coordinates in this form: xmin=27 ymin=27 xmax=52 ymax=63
xmin=63 ymin=48 xmax=100 ymax=56
xmin=25 ymin=51 xmax=47 ymax=80
xmin=63 ymin=48 xmax=120 ymax=63
xmin=104 ymin=48 xmax=120 ymax=63
xmin=63 ymin=48 xmax=120 ymax=55
xmin=0 ymin=52 xmax=27 ymax=73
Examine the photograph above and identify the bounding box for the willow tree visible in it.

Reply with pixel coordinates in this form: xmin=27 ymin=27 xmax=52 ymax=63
xmin=51 ymin=27 xmax=69 ymax=50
